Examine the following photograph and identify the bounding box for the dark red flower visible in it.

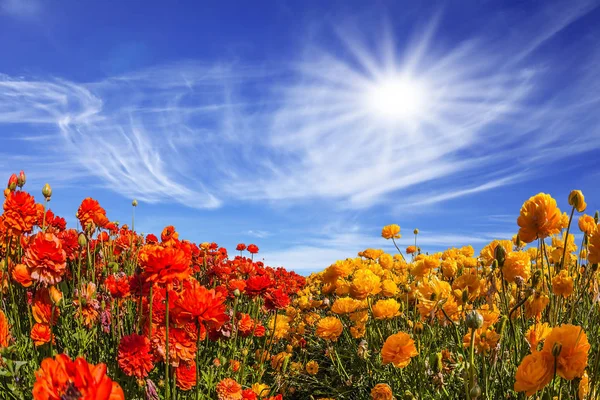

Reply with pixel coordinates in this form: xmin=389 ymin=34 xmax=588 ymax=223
xmin=247 ymin=244 xmax=259 ymax=254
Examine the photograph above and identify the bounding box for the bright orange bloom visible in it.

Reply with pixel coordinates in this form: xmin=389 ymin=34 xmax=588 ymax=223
xmin=2 ymin=190 xmax=38 ymax=234
xmin=152 ymin=326 xmax=196 ymax=367
xmin=0 ymin=310 xmax=11 ymax=348
xmin=406 ymin=245 xmax=417 ymax=254
xmin=32 ymin=354 xmax=124 ymax=400
xmin=381 ymin=224 xmax=401 ymax=240
xmin=514 ymin=351 xmax=554 ymax=396
xmin=76 ymin=197 xmax=109 ymax=230
xmin=525 ymin=323 xmax=552 ymax=351
xmin=371 ymin=383 xmax=394 ymax=400
xmin=372 ymin=299 xmax=401 ymax=320
xmin=552 ymin=270 xmax=574 ymax=298
xmin=589 ymin=228 xmax=600 ymax=264
xmin=568 ymin=190 xmax=587 ymax=213
xmin=139 ymin=244 xmax=191 ymax=284
xmin=502 ymin=251 xmax=531 ymax=283
xmin=175 ymin=361 xmax=197 ymax=391
xmin=23 ymin=232 xmax=67 ymax=286
xmin=117 ymin=334 xmax=154 ymax=379
xmin=216 ymin=378 xmax=243 ymax=400
xmin=578 ymin=215 xmax=597 ymax=236
xmin=462 ymin=327 xmax=500 ymax=354
xmin=73 ymin=282 xmax=100 ymax=329
xmin=32 ymin=288 xmax=60 ymax=326
xmin=381 ymin=332 xmax=418 ymax=368
xmin=173 ymin=279 xmax=228 ymax=329
xmin=542 ymin=324 xmax=590 ymax=380
xmin=161 ymin=225 xmax=179 ymax=246
xmin=30 ymin=323 xmax=52 ymax=347
xmin=315 ymin=316 xmax=343 ymax=341
xmin=11 ymin=263 xmax=33 ymax=287
xmin=517 ymin=193 xmax=563 ymax=243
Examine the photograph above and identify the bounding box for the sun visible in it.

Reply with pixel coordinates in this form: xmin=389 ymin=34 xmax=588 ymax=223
xmin=364 ymin=76 xmax=428 ymax=122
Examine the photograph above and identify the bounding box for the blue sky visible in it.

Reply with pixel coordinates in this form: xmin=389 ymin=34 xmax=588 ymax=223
xmin=1 ymin=0 xmax=600 ymax=274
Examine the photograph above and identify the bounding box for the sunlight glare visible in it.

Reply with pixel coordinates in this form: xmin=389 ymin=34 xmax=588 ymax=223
xmin=364 ymin=76 xmax=428 ymax=121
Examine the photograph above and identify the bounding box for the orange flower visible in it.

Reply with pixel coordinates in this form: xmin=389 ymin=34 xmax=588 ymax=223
xmin=370 ymin=383 xmax=393 ymax=400
xmin=73 ymin=282 xmax=100 ymax=329
xmin=139 ymin=244 xmax=191 ymax=284
xmin=371 ymin=299 xmax=401 ymax=320
xmin=315 ymin=316 xmax=343 ymax=341
xmin=525 ymin=323 xmax=552 ymax=350
xmin=568 ymin=190 xmax=587 ymax=212
xmin=542 ymin=324 xmax=590 ymax=380
xmin=331 ymin=297 xmax=361 ymax=315
xmin=173 ymin=279 xmax=228 ymax=329
xmin=216 ymin=378 xmax=243 ymax=400
xmin=381 ymin=224 xmax=401 ymax=240
xmin=11 ymin=263 xmax=33 ymax=287
xmin=578 ymin=215 xmax=597 ymax=236
xmin=350 ymin=269 xmax=381 ymax=300
xmin=23 ymin=232 xmax=67 ymax=286
xmin=76 ymin=197 xmax=109 ymax=230
xmin=161 ymin=225 xmax=179 ymax=246
xmin=2 ymin=190 xmax=37 ymax=234
xmin=406 ymin=245 xmax=417 ymax=254
xmin=552 ymin=270 xmax=574 ymax=297
xmin=525 ymin=293 xmax=549 ymax=320
xmin=30 ymin=323 xmax=52 ymax=347
xmin=381 ymin=332 xmax=418 ymax=368
xmin=0 ymin=310 xmax=11 ymax=348
xmin=32 ymin=288 xmax=60 ymax=326
xmin=32 ymin=354 xmax=124 ymax=400
xmin=117 ymin=334 xmax=154 ymax=379
xmin=579 ymin=370 xmax=589 ymax=400
xmin=517 ymin=193 xmax=563 ymax=243
xmin=152 ymin=326 xmax=196 ymax=367
xmin=462 ymin=327 xmax=500 ymax=354
xmin=175 ymin=361 xmax=197 ymax=391
xmin=514 ymin=351 xmax=554 ymax=396
xmin=589 ymin=228 xmax=600 ymax=264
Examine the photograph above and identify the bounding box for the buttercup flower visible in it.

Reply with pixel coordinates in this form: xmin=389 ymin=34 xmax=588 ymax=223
xmin=381 ymin=332 xmax=418 ymax=368
xmin=542 ymin=324 xmax=590 ymax=380
xmin=514 ymin=351 xmax=554 ymax=396
xmin=517 ymin=193 xmax=563 ymax=243
xmin=381 ymin=224 xmax=401 ymax=240
xmin=371 ymin=383 xmax=394 ymax=400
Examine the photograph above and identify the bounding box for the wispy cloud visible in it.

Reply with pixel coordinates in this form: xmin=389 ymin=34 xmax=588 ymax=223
xmin=1 ymin=1 xmax=599 ymax=212
xmin=247 ymin=230 xmax=271 ymax=239
xmin=0 ymin=0 xmax=41 ymax=19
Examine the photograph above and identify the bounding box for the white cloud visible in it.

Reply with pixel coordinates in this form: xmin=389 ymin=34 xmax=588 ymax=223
xmin=0 ymin=0 xmax=41 ymax=19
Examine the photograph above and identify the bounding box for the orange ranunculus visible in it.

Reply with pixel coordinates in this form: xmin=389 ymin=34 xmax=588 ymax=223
xmin=381 ymin=332 xmax=418 ymax=368
xmin=151 ymin=326 xmax=196 ymax=367
xmin=502 ymin=251 xmax=531 ymax=283
xmin=139 ymin=244 xmax=191 ymax=284
xmin=578 ymin=215 xmax=597 ymax=236
xmin=381 ymin=224 xmax=401 ymax=240
xmin=579 ymin=371 xmax=589 ymax=400
xmin=589 ymin=228 xmax=600 ymax=264
xmin=479 ymin=240 xmax=513 ymax=267
xmin=525 ymin=322 xmax=552 ymax=351
xmin=76 ymin=197 xmax=109 ymax=230
xmin=568 ymin=190 xmax=587 ymax=213
xmin=370 ymin=383 xmax=393 ymax=400
xmin=462 ymin=327 xmax=500 ymax=355
xmin=525 ymin=293 xmax=549 ymax=320
xmin=12 ymin=263 xmax=33 ymax=287
xmin=23 ymin=232 xmax=67 ymax=286
xmin=542 ymin=324 xmax=590 ymax=380
xmin=32 ymin=354 xmax=125 ymax=400
xmin=371 ymin=299 xmax=401 ymax=320
xmin=315 ymin=316 xmax=343 ymax=342
xmin=32 ymin=288 xmax=60 ymax=326
xmin=30 ymin=323 xmax=52 ymax=347
xmin=350 ymin=269 xmax=381 ymax=300
xmin=117 ymin=334 xmax=154 ymax=379
xmin=0 ymin=310 xmax=11 ymax=348
xmin=406 ymin=245 xmax=417 ymax=254
xmin=73 ymin=282 xmax=100 ymax=329
xmin=552 ymin=270 xmax=574 ymax=297
xmin=175 ymin=361 xmax=197 ymax=391
xmin=331 ymin=297 xmax=361 ymax=315
xmin=517 ymin=193 xmax=563 ymax=243
xmin=216 ymin=378 xmax=243 ymax=400
xmin=2 ymin=190 xmax=37 ymax=234
xmin=514 ymin=351 xmax=554 ymax=396
xmin=173 ymin=279 xmax=228 ymax=329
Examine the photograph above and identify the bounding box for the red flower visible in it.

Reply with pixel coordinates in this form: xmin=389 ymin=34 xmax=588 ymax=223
xmin=32 ymin=354 xmax=125 ymax=400
xmin=264 ymin=288 xmax=290 ymax=311
xmin=175 ymin=362 xmax=197 ymax=391
xmin=247 ymin=244 xmax=259 ymax=254
xmin=0 ymin=310 xmax=12 ymax=348
xmin=30 ymin=323 xmax=52 ymax=347
xmin=161 ymin=225 xmax=179 ymax=246
xmin=173 ymin=279 xmax=229 ymax=330
xmin=242 ymin=389 xmax=258 ymax=400
xmin=117 ymin=334 xmax=154 ymax=379
xmin=236 ymin=243 xmax=246 ymax=251
xmin=245 ymin=275 xmax=272 ymax=297
xmin=23 ymin=232 xmax=67 ymax=286
xmin=2 ymin=190 xmax=38 ymax=234
xmin=139 ymin=245 xmax=191 ymax=285
xmin=146 ymin=233 xmax=159 ymax=244
xmin=76 ymin=198 xmax=109 ymax=230
xmin=105 ymin=274 xmax=131 ymax=299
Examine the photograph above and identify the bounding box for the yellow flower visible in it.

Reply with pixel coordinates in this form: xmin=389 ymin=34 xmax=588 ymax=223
xmin=381 ymin=279 xmax=399 ymax=297
xmin=350 ymin=323 xmax=366 ymax=339
xmin=578 ymin=215 xmax=597 ymax=236
xmin=525 ymin=322 xmax=552 ymax=350
xmin=479 ymin=240 xmax=513 ymax=267
xmin=579 ymin=370 xmax=589 ymax=400
xmin=370 ymin=383 xmax=393 ymax=400
xmin=372 ymin=299 xmax=401 ymax=320
xmin=350 ymin=269 xmax=381 ymax=300
xmin=268 ymin=315 xmax=290 ymax=341
xmin=381 ymin=331 xmax=418 ymax=368
xmin=305 ymin=360 xmax=319 ymax=375
xmin=252 ymin=383 xmax=270 ymax=398
xmin=381 ymin=224 xmax=401 ymax=240
xmin=441 ymin=259 xmax=457 ymax=279
xmin=542 ymin=324 xmax=590 ymax=380
xmin=270 ymin=351 xmax=290 ymax=371
xmin=502 ymin=251 xmax=531 ymax=283
xmin=517 ymin=193 xmax=563 ymax=243
xmin=315 ymin=316 xmax=343 ymax=342
xmin=568 ymin=190 xmax=587 ymax=212
xmin=379 ymin=253 xmax=393 ymax=270
xmin=552 ymin=269 xmax=574 ymax=298
xmin=525 ymin=293 xmax=549 ymax=320
xmin=331 ymin=297 xmax=361 ymax=314
xmin=589 ymin=228 xmax=600 ymax=264
xmin=514 ymin=351 xmax=554 ymax=396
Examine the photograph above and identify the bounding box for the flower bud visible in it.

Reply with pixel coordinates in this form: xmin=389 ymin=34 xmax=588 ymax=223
xmin=17 ymin=171 xmax=26 ymax=188
xmin=403 ymin=390 xmax=415 ymax=400
xmin=532 ymin=269 xmax=543 ymax=288
xmin=7 ymin=174 xmax=17 ymax=191
xmin=233 ymin=288 xmax=241 ymax=297
xmin=78 ymin=233 xmax=87 ymax=247
xmin=465 ymin=310 xmax=484 ymax=330
xmin=429 ymin=352 xmax=443 ymax=373
xmin=413 ymin=229 xmax=419 ymax=235
xmin=132 ymin=199 xmax=138 ymax=207
xmin=469 ymin=384 xmax=482 ymax=399
xmin=49 ymin=286 xmax=63 ymax=305
xmin=552 ymin=342 xmax=563 ymax=358
xmin=595 ymin=211 xmax=599 ymax=224
xmin=42 ymin=183 xmax=52 ymax=200
xmin=414 ymin=322 xmax=424 ymax=335
xmin=3 ymin=188 xmax=10 ymax=198
xmin=568 ymin=190 xmax=586 ymax=212
xmin=494 ymin=245 xmax=506 ymax=267
xmin=241 ymin=348 xmax=248 ymax=357
xmin=461 ymin=289 xmax=469 ymax=304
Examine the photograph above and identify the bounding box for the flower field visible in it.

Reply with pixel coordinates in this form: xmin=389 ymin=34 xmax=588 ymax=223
xmin=0 ymin=172 xmax=599 ymax=400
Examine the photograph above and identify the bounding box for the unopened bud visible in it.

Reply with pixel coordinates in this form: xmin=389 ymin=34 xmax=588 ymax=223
xmin=414 ymin=322 xmax=424 ymax=335
xmin=515 ymin=234 xmax=521 ymax=248
xmin=403 ymin=390 xmax=415 ymax=400
xmin=429 ymin=352 xmax=443 ymax=373
xmin=494 ymin=245 xmax=506 ymax=267
xmin=7 ymin=173 xmax=17 ymax=191
xmin=465 ymin=310 xmax=484 ymax=330
xmin=552 ymin=342 xmax=563 ymax=358
xmin=470 ymin=384 xmax=482 ymax=399
xmin=108 ymin=262 xmax=119 ymax=274
xmin=568 ymin=190 xmax=586 ymax=212
xmin=595 ymin=211 xmax=599 ymax=224
xmin=132 ymin=199 xmax=138 ymax=207
xmin=532 ymin=269 xmax=542 ymax=288
xmin=42 ymin=183 xmax=52 ymax=200
xmin=17 ymin=171 xmax=26 ymax=188
xmin=3 ymin=188 xmax=10 ymax=198
xmin=78 ymin=233 xmax=87 ymax=247
xmin=413 ymin=229 xmax=419 ymax=235
xmin=233 ymin=288 xmax=241 ymax=297
xmin=49 ymin=286 xmax=63 ymax=305
xmin=462 ymin=289 xmax=469 ymax=304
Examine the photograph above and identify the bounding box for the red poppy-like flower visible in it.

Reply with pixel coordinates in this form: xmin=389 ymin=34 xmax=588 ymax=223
xmin=76 ymin=197 xmax=109 ymax=230
xmin=146 ymin=233 xmax=159 ymax=244
xmin=105 ymin=273 xmax=131 ymax=299
xmin=236 ymin=243 xmax=246 ymax=251
xmin=0 ymin=310 xmax=11 ymax=348
xmin=2 ymin=190 xmax=38 ymax=234
xmin=139 ymin=245 xmax=192 ymax=285
xmin=245 ymin=275 xmax=272 ymax=297
xmin=56 ymin=229 xmax=79 ymax=261
xmin=161 ymin=225 xmax=179 ymax=246
xmin=247 ymin=244 xmax=259 ymax=254
xmin=228 ymin=279 xmax=247 ymax=294
xmin=117 ymin=334 xmax=154 ymax=379
xmin=151 ymin=326 xmax=197 ymax=367
xmin=242 ymin=389 xmax=258 ymax=400
xmin=32 ymin=288 xmax=60 ymax=326
xmin=30 ymin=323 xmax=52 ymax=347
xmin=32 ymin=354 xmax=125 ymax=400
xmin=12 ymin=263 xmax=33 ymax=288
xmin=23 ymin=232 xmax=67 ymax=286
xmin=173 ymin=279 xmax=229 ymax=329
xmin=263 ymin=288 xmax=290 ymax=311
xmin=175 ymin=361 xmax=197 ymax=391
